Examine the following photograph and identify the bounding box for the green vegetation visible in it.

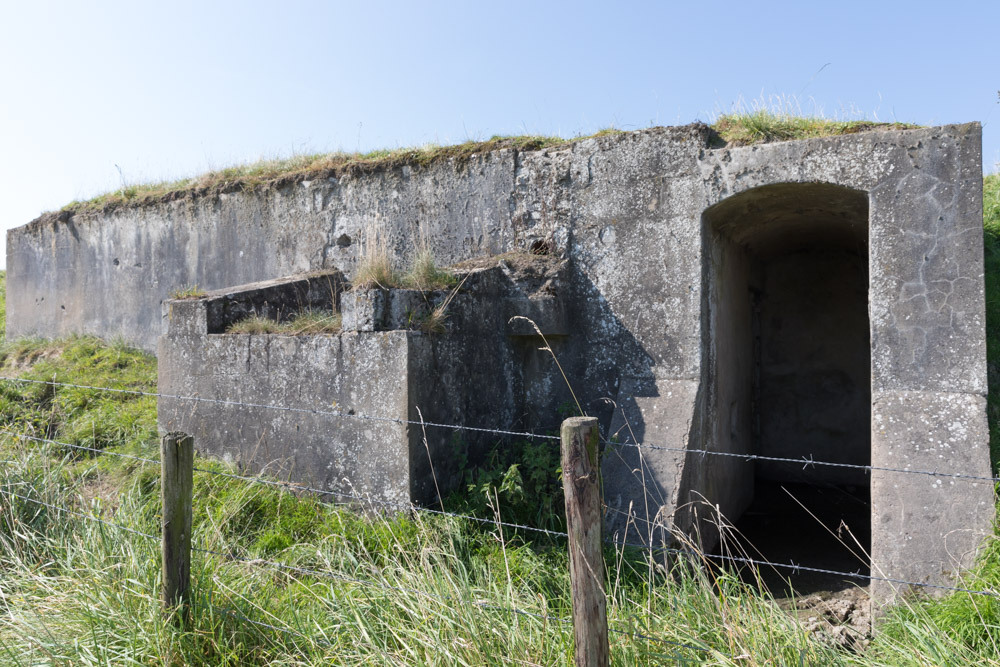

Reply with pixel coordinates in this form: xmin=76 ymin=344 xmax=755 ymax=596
xmin=405 ymin=248 xmax=458 ymax=291
xmin=60 ymin=135 xmax=575 ymax=216
xmin=0 ymin=173 xmax=997 ymax=663
xmin=0 ymin=322 xmax=835 ymax=663
xmin=0 ymin=271 xmax=5 ymax=336
xmin=713 ymin=111 xmax=920 ymax=146
xmin=49 ymin=116 xmax=923 ymax=220
xmin=169 ymin=284 xmax=207 ymax=300
xmin=0 ymin=272 xmax=838 ymax=664
xmin=226 ymin=311 xmax=342 ymax=335
xmin=0 ymin=334 xmax=156 ymax=457
xmin=458 ymin=435 xmax=565 ymax=533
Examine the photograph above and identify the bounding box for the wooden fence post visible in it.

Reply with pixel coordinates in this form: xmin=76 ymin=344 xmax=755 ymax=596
xmin=561 ymin=416 xmax=609 ymax=667
xmin=161 ymin=432 xmax=193 ymax=625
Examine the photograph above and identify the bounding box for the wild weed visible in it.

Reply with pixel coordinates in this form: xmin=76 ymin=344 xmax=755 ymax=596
xmin=353 ymin=221 xmax=400 ymax=289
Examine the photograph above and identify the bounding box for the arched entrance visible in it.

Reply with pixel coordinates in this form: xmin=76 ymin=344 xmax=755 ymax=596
xmin=700 ymin=183 xmax=871 ymax=591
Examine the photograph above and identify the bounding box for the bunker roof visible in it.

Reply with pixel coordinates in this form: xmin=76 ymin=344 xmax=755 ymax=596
xmin=28 ymin=114 xmax=920 ymax=230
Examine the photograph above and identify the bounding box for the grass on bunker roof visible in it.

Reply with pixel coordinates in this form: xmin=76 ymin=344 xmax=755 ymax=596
xmin=53 ymin=112 xmax=924 ymax=218
xmin=58 ymin=133 xmax=589 ymax=216
xmin=712 ymin=110 xmax=921 ymax=146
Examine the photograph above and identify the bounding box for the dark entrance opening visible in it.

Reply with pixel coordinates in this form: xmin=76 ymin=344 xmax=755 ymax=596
xmin=702 ymin=183 xmax=871 ymax=596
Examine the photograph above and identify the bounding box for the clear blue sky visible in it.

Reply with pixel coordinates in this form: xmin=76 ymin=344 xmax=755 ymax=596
xmin=2 ymin=0 xmax=997 ymax=269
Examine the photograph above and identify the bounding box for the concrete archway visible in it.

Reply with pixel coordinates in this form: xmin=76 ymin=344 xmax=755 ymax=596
xmin=699 ymin=182 xmax=871 ymax=589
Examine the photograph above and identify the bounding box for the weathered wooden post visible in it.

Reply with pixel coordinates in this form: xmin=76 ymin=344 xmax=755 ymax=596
xmin=161 ymin=432 xmax=193 ymax=625
xmin=561 ymin=416 xmax=609 ymax=667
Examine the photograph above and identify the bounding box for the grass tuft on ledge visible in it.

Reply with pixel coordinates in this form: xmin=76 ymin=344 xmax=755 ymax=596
xmin=226 ymin=311 xmax=342 ymax=335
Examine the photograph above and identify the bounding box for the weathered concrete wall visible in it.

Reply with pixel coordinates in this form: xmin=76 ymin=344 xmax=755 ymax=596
xmin=758 ymin=250 xmax=871 ymax=486
xmin=158 ymin=261 xmax=572 ymax=506
xmin=160 ymin=328 xmax=416 ymax=506
xmin=8 ymin=149 xmax=522 ymax=351
xmin=9 ymin=122 xmax=993 ymax=604
xmin=705 ymin=234 xmax=759 ymax=528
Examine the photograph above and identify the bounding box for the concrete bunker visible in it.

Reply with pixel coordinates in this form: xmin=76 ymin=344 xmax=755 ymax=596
xmin=7 ymin=121 xmax=994 ymax=606
xmin=702 ymin=183 xmax=872 ymax=587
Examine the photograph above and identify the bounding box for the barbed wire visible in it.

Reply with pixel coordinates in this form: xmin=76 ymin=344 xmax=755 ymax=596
xmin=0 ymin=377 xmax=997 ymax=608
xmin=193 ymin=465 xmax=569 ymax=540
xmin=608 ymin=535 xmax=1000 ymax=598
xmin=197 ymin=543 xmax=715 ymax=655
xmin=0 ymin=426 xmax=569 ymax=541
xmin=604 ymin=437 xmax=1000 ymax=485
xmin=3 ymin=375 xmax=997 ymax=489
xmin=0 ymin=421 xmax=995 ymax=601
xmin=0 ymin=487 xmax=160 ymax=540
xmin=0 ymin=376 xmax=560 ymax=441
xmin=2 ymin=462 xmax=998 ymax=660
xmin=3 ymin=463 xmax=992 ymax=607
xmin=4 ymin=468 xmax=993 ymax=640
xmin=0 ymin=428 xmax=160 ymax=466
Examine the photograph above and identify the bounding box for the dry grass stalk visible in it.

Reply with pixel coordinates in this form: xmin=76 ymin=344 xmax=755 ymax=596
xmin=354 ymin=222 xmax=399 ymax=289
xmin=420 ymin=274 xmax=469 ymax=334
xmin=226 ymin=311 xmax=341 ymax=335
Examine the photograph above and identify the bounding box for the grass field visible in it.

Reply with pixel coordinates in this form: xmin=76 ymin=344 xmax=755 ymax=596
xmin=0 ymin=173 xmax=995 ymax=665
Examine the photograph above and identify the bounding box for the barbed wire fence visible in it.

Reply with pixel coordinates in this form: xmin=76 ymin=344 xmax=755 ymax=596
xmin=0 ymin=374 xmax=997 ymax=663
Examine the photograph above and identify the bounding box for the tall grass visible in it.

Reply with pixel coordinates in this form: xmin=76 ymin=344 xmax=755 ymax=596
xmin=0 ymin=440 xmax=848 ymax=665
xmin=0 ymin=326 xmax=844 ymax=663
xmin=0 ymin=271 xmax=6 ymax=340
